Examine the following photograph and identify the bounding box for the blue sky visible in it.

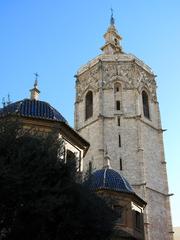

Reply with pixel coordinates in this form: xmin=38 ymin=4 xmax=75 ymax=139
xmin=0 ymin=0 xmax=180 ymax=226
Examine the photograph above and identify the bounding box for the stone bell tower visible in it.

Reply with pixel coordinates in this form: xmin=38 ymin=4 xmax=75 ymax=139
xmin=74 ymin=13 xmax=173 ymax=240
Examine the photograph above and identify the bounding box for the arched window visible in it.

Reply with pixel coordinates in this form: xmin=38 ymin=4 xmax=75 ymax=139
xmin=114 ymin=82 xmax=121 ymax=93
xmin=114 ymin=83 xmax=122 ymax=112
xmin=85 ymin=91 xmax=93 ymax=120
xmin=116 ymin=100 xmax=121 ymax=110
xmin=142 ymin=91 xmax=150 ymax=119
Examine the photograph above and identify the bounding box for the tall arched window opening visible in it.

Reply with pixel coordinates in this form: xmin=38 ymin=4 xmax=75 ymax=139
xmin=117 ymin=117 xmax=121 ymax=126
xmin=142 ymin=91 xmax=150 ymax=119
xmin=85 ymin=91 xmax=93 ymax=120
xmin=114 ymin=83 xmax=122 ymax=112
xmin=116 ymin=101 xmax=121 ymax=110
xmin=114 ymin=82 xmax=121 ymax=93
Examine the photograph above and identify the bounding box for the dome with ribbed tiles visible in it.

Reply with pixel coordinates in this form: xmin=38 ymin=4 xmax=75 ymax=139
xmin=0 ymin=99 xmax=67 ymax=123
xmin=85 ymin=168 xmax=134 ymax=193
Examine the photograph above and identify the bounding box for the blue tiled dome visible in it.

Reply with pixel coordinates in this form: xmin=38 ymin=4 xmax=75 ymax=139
xmin=86 ymin=168 xmax=134 ymax=193
xmin=0 ymin=99 xmax=67 ymax=123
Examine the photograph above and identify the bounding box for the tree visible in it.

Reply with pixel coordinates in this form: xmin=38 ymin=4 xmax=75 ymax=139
xmin=0 ymin=119 xmax=116 ymax=240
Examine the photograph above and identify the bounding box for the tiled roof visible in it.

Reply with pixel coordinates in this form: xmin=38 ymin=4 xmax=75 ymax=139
xmin=85 ymin=168 xmax=134 ymax=193
xmin=0 ymin=99 xmax=67 ymax=123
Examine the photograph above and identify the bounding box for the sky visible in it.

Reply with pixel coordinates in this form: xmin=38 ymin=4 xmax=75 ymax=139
xmin=0 ymin=0 xmax=179 ymax=227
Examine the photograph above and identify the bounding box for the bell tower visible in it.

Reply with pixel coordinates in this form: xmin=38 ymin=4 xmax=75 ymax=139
xmin=74 ymin=14 xmax=173 ymax=240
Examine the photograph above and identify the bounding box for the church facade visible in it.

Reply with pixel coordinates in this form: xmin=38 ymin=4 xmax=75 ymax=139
xmin=74 ymin=14 xmax=173 ymax=240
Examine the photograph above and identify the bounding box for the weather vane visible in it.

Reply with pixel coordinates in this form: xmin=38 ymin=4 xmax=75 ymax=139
xmin=110 ymin=8 xmax=115 ymax=25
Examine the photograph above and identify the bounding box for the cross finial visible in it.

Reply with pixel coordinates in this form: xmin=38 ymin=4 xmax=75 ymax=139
xmin=2 ymin=97 xmax=5 ymax=107
xmin=30 ymin=73 xmax=40 ymax=100
xmin=110 ymin=8 xmax=115 ymax=25
xmin=7 ymin=94 xmax=11 ymax=105
xmin=34 ymin=72 xmax=39 ymax=87
xmin=34 ymin=72 xmax=39 ymax=80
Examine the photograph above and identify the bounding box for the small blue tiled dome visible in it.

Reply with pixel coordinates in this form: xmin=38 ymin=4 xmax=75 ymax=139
xmin=86 ymin=168 xmax=134 ymax=193
xmin=0 ymin=99 xmax=67 ymax=123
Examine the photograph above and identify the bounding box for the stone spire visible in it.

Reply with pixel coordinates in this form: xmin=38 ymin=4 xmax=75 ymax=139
xmin=30 ymin=73 xmax=40 ymax=100
xmin=101 ymin=10 xmax=122 ymax=54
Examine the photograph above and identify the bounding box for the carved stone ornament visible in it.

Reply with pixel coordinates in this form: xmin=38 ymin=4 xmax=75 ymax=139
xmin=76 ymin=61 xmax=157 ymax=102
xmin=76 ymin=64 xmax=100 ymax=101
xmin=102 ymin=62 xmax=157 ymax=101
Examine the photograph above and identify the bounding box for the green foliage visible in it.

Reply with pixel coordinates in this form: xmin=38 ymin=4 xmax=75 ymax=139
xmin=0 ymin=119 xmax=115 ymax=240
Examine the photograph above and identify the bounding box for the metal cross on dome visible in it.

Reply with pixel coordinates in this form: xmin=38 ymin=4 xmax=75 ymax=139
xmin=34 ymin=72 xmax=39 ymax=87
xmin=34 ymin=72 xmax=39 ymax=80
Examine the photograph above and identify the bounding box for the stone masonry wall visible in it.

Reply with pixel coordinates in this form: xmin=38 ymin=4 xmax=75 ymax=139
xmin=75 ymin=58 xmax=173 ymax=240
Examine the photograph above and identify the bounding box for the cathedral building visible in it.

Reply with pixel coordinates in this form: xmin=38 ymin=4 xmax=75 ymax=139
xmin=0 ymin=12 xmax=174 ymax=240
xmin=74 ymin=13 xmax=173 ymax=240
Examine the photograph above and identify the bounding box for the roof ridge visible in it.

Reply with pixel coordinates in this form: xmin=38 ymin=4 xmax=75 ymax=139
xmin=103 ymin=168 xmax=108 ymax=187
xmin=120 ymin=174 xmax=133 ymax=192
